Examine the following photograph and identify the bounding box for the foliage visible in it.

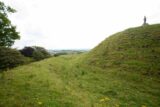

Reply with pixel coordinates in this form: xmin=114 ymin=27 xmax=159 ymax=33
xmin=0 ymin=46 xmax=29 ymax=70
xmin=32 ymin=49 xmax=46 ymax=61
xmin=20 ymin=46 xmax=51 ymax=61
xmin=20 ymin=46 xmax=35 ymax=57
xmin=0 ymin=1 xmax=20 ymax=47
xmin=33 ymin=46 xmax=51 ymax=58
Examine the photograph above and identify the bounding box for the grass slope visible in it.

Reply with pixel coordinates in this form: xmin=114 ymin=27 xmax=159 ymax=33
xmin=0 ymin=55 xmax=160 ymax=107
xmin=86 ymin=24 xmax=160 ymax=76
xmin=0 ymin=24 xmax=160 ymax=107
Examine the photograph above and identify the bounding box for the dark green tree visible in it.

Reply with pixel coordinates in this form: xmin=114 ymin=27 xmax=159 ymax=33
xmin=20 ymin=46 xmax=35 ymax=57
xmin=20 ymin=46 xmax=51 ymax=61
xmin=0 ymin=1 xmax=20 ymax=47
xmin=0 ymin=46 xmax=28 ymax=70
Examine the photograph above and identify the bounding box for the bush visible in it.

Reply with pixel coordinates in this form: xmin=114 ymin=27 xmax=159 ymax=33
xmin=32 ymin=50 xmax=45 ymax=61
xmin=20 ymin=47 xmax=34 ymax=57
xmin=0 ymin=47 xmax=29 ymax=70
xmin=20 ymin=46 xmax=51 ymax=61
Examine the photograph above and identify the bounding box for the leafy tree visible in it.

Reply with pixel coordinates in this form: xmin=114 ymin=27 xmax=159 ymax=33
xmin=32 ymin=50 xmax=45 ymax=61
xmin=33 ymin=46 xmax=51 ymax=57
xmin=32 ymin=46 xmax=51 ymax=60
xmin=0 ymin=46 xmax=29 ymax=70
xmin=20 ymin=46 xmax=35 ymax=57
xmin=0 ymin=1 xmax=20 ymax=47
xmin=20 ymin=46 xmax=51 ymax=61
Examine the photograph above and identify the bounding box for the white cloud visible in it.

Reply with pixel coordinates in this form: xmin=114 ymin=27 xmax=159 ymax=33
xmin=2 ymin=0 xmax=160 ymax=49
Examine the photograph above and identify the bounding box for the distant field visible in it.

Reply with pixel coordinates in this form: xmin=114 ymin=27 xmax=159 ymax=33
xmin=48 ymin=49 xmax=89 ymax=56
xmin=0 ymin=54 xmax=160 ymax=107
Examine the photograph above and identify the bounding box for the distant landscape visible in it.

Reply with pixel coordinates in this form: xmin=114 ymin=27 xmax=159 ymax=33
xmin=48 ymin=49 xmax=89 ymax=56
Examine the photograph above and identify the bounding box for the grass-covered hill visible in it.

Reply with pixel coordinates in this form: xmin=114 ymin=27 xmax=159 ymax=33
xmin=1 ymin=55 xmax=160 ymax=107
xmin=0 ymin=24 xmax=160 ymax=107
xmin=85 ymin=24 xmax=160 ymax=76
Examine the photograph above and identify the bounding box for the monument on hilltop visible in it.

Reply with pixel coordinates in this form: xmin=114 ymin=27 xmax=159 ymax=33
xmin=143 ymin=16 xmax=149 ymax=26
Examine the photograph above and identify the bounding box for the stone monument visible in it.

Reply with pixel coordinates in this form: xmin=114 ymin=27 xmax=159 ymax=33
xmin=143 ymin=16 xmax=148 ymax=26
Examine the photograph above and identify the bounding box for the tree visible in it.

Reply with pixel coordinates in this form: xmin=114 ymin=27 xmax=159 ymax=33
xmin=20 ymin=46 xmax=51 ymax=61
xmin=0 ymin=1 xmax=20 ymax=47
xmin=0 ymin=46 xmax=28 ymax=70
xmin=32 ymin=46 xmax=51 ymax=60
xmin=20 ymin=46 xmax=35 ymax=57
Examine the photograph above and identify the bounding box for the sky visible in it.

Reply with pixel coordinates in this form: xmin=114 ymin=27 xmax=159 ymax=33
xmin=2 ymin=0 xmax=160 ymax=49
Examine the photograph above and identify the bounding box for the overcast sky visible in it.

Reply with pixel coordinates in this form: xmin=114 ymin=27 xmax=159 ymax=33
xmin=2 ymin=0 xmax=160 ymax=49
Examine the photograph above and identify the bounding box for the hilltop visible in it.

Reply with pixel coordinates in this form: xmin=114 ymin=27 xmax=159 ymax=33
xmin=85 ymin=24 xmax=160 ymax=76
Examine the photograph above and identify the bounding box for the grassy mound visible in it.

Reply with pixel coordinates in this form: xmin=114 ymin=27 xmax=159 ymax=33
xmin=86 ymin=24 xmax=160 ymax=76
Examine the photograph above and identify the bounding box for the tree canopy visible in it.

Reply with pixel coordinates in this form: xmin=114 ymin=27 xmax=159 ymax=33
xmin=0 ymin=1 xmax=20 ymax=47
xmin=20 ymin=46 xmax=51 ymax=61
xmin=0 ymin=46 xmax=27 ymax=70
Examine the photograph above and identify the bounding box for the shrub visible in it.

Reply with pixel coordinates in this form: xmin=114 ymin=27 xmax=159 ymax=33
xmin=20 ymin=47 xmax=34 ymax=57
xmin=20 ymin=46 xmax=51 ymax=61
xmin=32 ymin=50 xmax=45 ymax=61
xmin=0 ymin=47 xmax=29 ymax=70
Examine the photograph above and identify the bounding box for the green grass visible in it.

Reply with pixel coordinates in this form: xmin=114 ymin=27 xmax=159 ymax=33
xmin=86 ymin=24 xmax=160 ymax=76
xmin=0 ymin=24 xmax=160 ymax=107
xmin=0 ymin=54 xmax=160 ymax=107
